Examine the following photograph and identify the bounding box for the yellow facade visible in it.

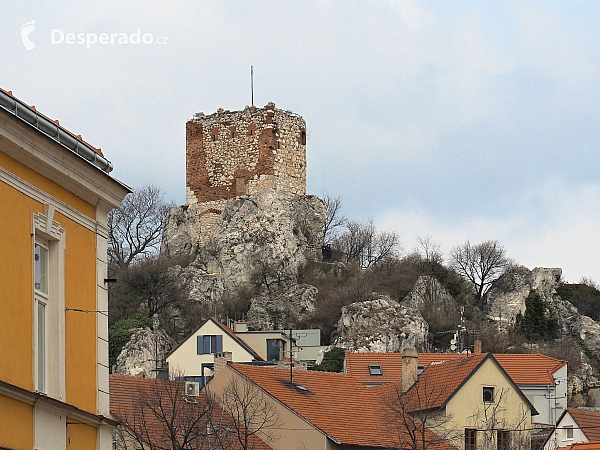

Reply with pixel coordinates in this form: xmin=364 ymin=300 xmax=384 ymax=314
xmin=0 ymin=92 xmax=129 ymax=450
xmin=444 ymin=357 xmax=533 ymax=449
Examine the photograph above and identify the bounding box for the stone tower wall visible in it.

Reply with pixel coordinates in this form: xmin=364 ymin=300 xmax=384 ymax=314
xmin=186 ymin=102 xmax=307 ymax=206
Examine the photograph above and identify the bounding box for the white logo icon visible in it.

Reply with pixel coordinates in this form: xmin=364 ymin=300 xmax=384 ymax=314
xmin=21 ymin=20 xmax=36 ymax=50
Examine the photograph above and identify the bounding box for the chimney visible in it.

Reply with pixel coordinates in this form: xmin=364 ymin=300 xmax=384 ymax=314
xmin=402 ymin=348 xmax=419 ymax=393
xmin=474 ymin=339 xmax=482 ymax=355
xmin=214 ymin=351 xmax=232 ymax=375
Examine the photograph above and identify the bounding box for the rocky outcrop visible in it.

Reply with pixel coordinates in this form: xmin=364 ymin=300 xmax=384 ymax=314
xmin=403 ymin=275 xmax=456 ymax=310
xmin=113 ymin=326 xmax=176 ymax=378
xmin=333 ymin=293 xmax=428 ymax=352
xmin=162 ymin=188 xmax=326 ymax=307
xmin=247 ymin=284 xmax=318 ymax=330
xmin=486 ymin=267 xmax=562 ymax=323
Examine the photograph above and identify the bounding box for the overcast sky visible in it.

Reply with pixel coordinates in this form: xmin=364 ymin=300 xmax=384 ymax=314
xmin=3 ymin=1 xmax=600 ymax=283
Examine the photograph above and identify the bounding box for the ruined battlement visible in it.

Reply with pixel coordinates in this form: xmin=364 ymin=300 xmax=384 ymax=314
xmin=186 ymin=102 xmax=307 ymax=206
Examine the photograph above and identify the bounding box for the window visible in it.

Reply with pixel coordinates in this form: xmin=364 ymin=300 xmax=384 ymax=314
xmin=465 ymin=429 xmax=477 ymax=450
xmin=196 ymin=335 xmax=223 ymax=354
xmin=566 ymin=425 xmax=573 ymax=440
xmin=483 ymin=386 xmax=495 ymax=402
xmin=368 ymin=365 xmax=383 ymax=376
xmin=34 ymin=242 xmax=48 ymax=392
xmin=497 ymin=430 xmax=509 ymax=450
xmin=32 ymin=210 xmax=66 ymax=399
xmin=267 ymin=339 xmax=283 ymax=361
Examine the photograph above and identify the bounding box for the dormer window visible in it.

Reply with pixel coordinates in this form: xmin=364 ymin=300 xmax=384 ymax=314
xmin=483 ymin=386 xmax=494 ymax=403
xmin=369 ymin=365 xmax=383 ymax=376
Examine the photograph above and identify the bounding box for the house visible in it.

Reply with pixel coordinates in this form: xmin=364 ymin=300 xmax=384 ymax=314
xmin=542 ymin=408 xmax=600 ymax=450
xmin=229 ymin=319 xmax=325 ymax=362
xmin=110 ymin=374 xmax=273 ymax=449
xmin=345 ymin=350 xmax=567 ymax=424
xmin=0 ymin=88 xmax=129 ymax=449
xmin=166 ymin=317 xmax=264 ymax=383
xmin=376 ymin=350 xmax=538 ymax=450
xmin=207 ymin=360 xmax=457 ymax=449
xmin=166 ymin=318 xmax=325 ymax=384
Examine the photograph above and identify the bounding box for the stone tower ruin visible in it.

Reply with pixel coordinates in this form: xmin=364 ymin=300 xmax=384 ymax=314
xmin=186 ymin=102 xmax=307 ymax=207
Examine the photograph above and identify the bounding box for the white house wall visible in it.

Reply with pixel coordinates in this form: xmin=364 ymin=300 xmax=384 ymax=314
xmin=543 ymin=411 xmax=589 ymax=450
xmin=166 ymin=320 xmax=255 ymax=377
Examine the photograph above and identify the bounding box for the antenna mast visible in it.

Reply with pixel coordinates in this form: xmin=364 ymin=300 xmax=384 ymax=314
xmin=251 ymin=66 xmax=254 ymax=106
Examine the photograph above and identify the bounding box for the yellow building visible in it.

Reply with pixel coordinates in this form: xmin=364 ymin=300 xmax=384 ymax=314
xmin=0 ymin=88 xmax=129 ymax=450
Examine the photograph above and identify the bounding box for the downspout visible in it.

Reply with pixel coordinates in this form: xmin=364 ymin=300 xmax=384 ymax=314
xmin=548 ymin=384 xmax=552 ymax=425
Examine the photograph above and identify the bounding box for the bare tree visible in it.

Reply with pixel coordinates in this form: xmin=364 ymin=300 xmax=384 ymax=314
xmin=113 ymin=376 xmax=214 ymax=450
xmin=321 ymin=192 xmax=346 ymax=241
xmin=119 ymin=254 xmax=187 ymax=319
xmin=215 ymin=375 xmax=281 ymax=450
xmin=108 ymin=184 xmax=173 ymax=273
xmin=415 ymin=235 xmax=443 ymax=265
xmin=448 ymin=240 xmax=510 ymax=305
xmin=467 ymin=388 xmax=530 ymax=450
xmin=383 ymin=381 xmax=461 ymax=449
xmin=334 ymin=220 xmax=400 ymax=268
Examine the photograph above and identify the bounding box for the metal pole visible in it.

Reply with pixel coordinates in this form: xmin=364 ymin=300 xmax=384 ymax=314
xmin=251 ymin=66 xmax=254 ymax=106
xmin=289 ymin=328 xmax=293 ymax=385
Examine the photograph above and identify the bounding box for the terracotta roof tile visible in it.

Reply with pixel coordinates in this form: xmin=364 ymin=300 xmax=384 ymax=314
xmin=345 ymin=351 xmax=565 ymax=386
xmin=568 ymin=409 xmax=600 ymax=442
xmin=561 ymin=443 xmax=600 ymax=450
xmin=229 ymin=363 xmax=457 ymax=449
xmin=110 ymin=375 xmax=273 ymax=450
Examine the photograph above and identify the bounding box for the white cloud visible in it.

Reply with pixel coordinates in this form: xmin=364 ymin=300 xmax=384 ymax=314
xmin=376 ymin=179 xmax=600 ymax=284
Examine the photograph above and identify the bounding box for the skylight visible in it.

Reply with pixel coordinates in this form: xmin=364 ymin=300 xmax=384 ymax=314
xmin=369 ymin=365 xmax=383 ymax=376
xmin=295 ymin=384 xmax=309 ymax=392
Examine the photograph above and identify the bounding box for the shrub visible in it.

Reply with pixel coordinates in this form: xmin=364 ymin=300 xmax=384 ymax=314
xmin=310 ymin=347 xmax=345 ymax=372
xmin=108 ymin=314 xmax=153 ymax=370
xmin=515 ymin=290 xmax=558 ymax=341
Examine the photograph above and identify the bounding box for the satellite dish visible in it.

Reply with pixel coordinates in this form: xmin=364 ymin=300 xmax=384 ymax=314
xmin=450 ymin=339 xmax=456 ymax=345
xmin=450 ymin=344 xmax=456 ymax=351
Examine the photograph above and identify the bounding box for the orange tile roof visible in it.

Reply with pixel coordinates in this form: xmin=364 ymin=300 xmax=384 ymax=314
xmin=228 ymin=363 xmax=457 ymax=449
xmin=561 ymin=443 xmax=600 ymax=450
xmin=345 ymin=351 xmax=565 ymax=386
xmin=568 ymin=409 xmax=600 ymax=442
xmin=110 ymin=375 xmax=273 ymax=450
xmin=394 ymin=354 xmax=488 ymax=411
xmin=493 ymin=353 xmax=566 ymax=385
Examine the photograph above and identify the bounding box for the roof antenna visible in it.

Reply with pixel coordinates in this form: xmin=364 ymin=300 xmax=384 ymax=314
xmin=251 ymin=66 xmax=254 ymax=106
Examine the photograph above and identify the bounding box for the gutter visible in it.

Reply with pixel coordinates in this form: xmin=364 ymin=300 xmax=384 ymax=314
xmin=0 ymin=89 xmax=114 ymax=173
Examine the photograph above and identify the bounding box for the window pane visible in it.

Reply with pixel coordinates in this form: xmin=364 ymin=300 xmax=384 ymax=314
xmin=34 ymin=244 xmax=48 ymax=294
xmin=37 ymin=301 xmax=45 ymax=391
xmin=204 ymin=335 xmax=212 ymax=354
xmin=267 ymin=339 xmax=280 ymax=361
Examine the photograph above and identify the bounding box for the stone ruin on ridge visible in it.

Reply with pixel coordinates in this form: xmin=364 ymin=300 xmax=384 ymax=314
xmin=184 ymin=102 xmax=308 ymax=243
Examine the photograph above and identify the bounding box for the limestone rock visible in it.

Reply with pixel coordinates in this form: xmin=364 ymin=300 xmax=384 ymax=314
xmin=403 ymin=275 xmax=456 ymax=310
xmin=486 ymin=267 xmax=562 ymax=324
xmin=246 ymin=284 xmax=318 ymax=330
xmin=333 ymin=293 xmax=428 ymax=352
xmin=114 ymin=326 xmax=176 ymax=378
xmin=162 ymin=188 xmax=326 ymax=305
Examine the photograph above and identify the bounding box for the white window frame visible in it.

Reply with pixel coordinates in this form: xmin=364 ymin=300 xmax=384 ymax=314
xmin=565 ymin=425 xmax=573 ymax=440
xmin=32 ymin=209 xmax=66 ymax=400
xmin=34 ymin=240 xmax=49 ymax=393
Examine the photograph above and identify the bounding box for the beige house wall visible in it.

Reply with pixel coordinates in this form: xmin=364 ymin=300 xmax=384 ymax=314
xmin=445 ymin=358 xmax=532 ymax=449
xmin=166 ymin=321 xmax=256 ymax=378
xmin=234 ymin=331 xmax=290 ymax=361
xmin=207 ymin=365 xmax=332 ymax=450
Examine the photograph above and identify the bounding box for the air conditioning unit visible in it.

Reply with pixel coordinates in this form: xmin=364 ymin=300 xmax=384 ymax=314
xmin=184 ymin=381 xmax=200 ymax=397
